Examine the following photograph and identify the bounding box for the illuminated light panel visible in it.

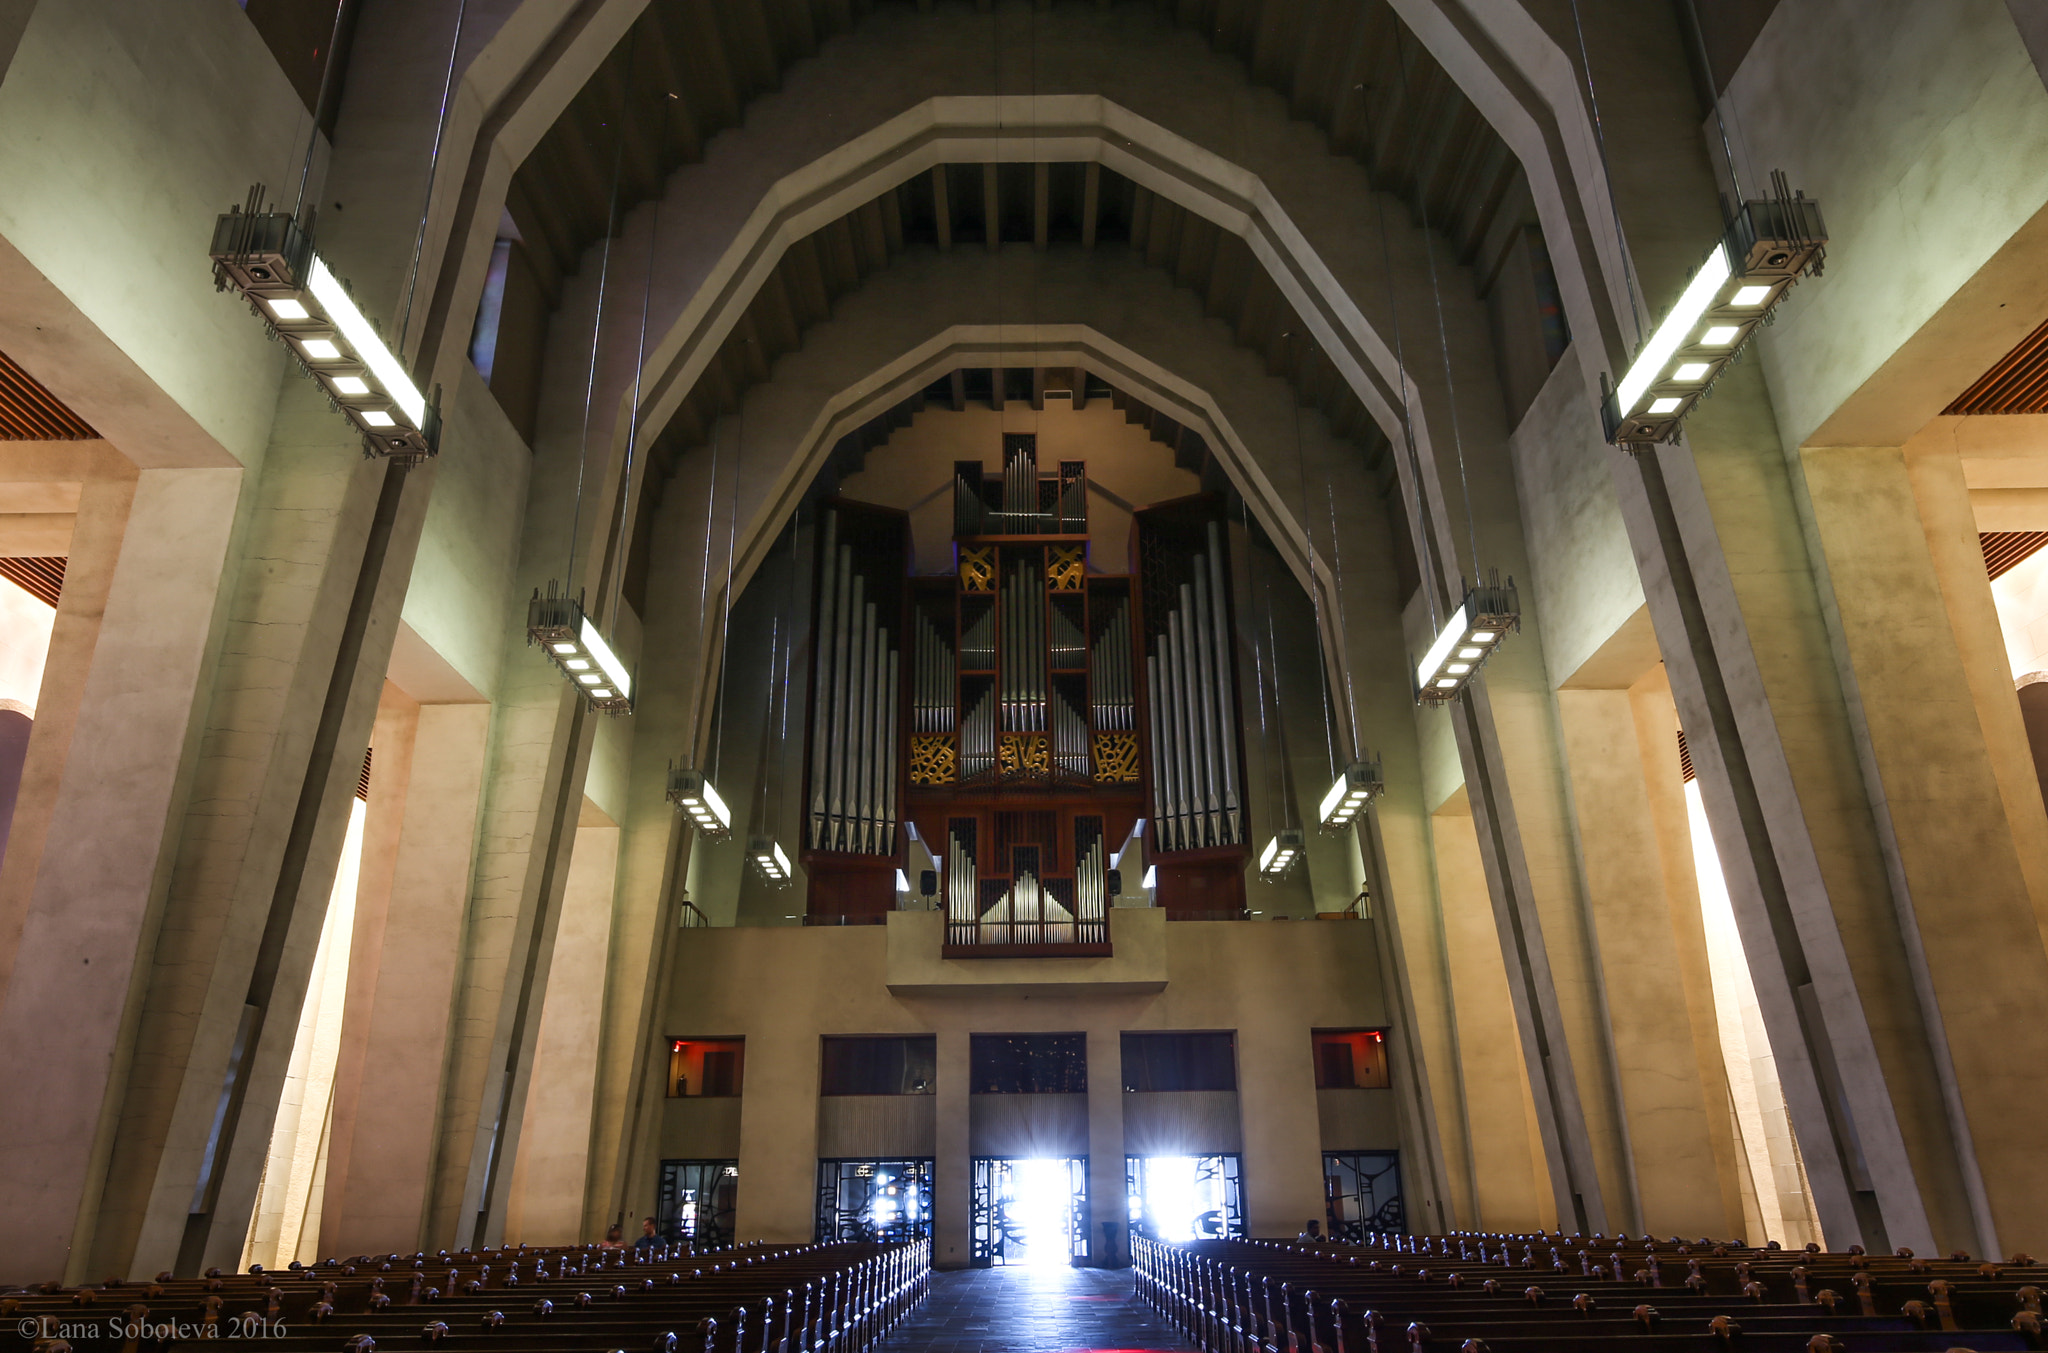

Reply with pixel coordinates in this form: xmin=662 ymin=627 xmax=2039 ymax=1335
xmin=1258 ymin=828 xmax=1305 ymax=879
xmin=580 ymin=615 xmax=632 ymax=700
xmin=1317 ymin=760 xmax=1384 ymax=832
xmin=749 ymin=835 xmax=794 ymax=887
xmin=528 ymin=591 xmax=633 ymax=713
xmin=268 ymin=298 xmax=309 ymax=320
xmin=331 ymin=374 xmax=370 ymax=395
xmin=1416 ymin=580 xmax=1519 ymax=705
xmin=668 ymin=768 xmax=733 ymax=838
xmin=300 ymin=338 xmax=342 ymax=361
xmin=1602 ymin=187 xmax=1827 ymax=446
xmin=308 ymin=257 xmax=427 ymax=425
xmin=361 ymin=410 xmax=396 ymax=427
xmin=1616 ymin=246 xmax=1730 ymax=415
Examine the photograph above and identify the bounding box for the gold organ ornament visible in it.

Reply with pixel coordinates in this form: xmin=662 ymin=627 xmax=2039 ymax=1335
xmin=1092 ymin=732 xmax=1141 ymax=783
xmin=999 ymin=734 xmax=1050 ymax=775
xmin=958 ymin=547 xmax=995 ymax=592
xmin=1047 ymin=545 xmax=1085 ymax=592
xmin=909 ymin=735 xmax=958 ymax=785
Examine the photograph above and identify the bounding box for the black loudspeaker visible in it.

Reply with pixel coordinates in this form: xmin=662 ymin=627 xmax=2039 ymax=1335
xmin=1106 ymin=868 xmax=1122 ymax=897
xmin=919 ymin=869 xmax=938 ymax=897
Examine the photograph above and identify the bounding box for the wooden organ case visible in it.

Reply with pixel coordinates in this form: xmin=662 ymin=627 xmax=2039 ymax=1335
xmin=800 ymin=433 xmax=1249 ymax=938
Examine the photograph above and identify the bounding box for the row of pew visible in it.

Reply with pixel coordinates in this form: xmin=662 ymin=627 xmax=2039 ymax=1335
xmin=5 ymin=1237 xmax=928 ymax=1352
xmin=1135 ymin=1231 xmax=2045 ymax=1353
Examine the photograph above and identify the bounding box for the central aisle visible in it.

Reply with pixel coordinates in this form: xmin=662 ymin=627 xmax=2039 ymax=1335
xmin=876 ymin=1264 xmax=1197 ymax=1353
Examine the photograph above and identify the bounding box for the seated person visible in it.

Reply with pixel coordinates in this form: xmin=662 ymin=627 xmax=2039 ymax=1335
xmin=599 ymin=1224 xmax=625 ymax=1250
xmin=1298 ymin=1219 xmax=1323 ymax=1240
xmin=633 ymin=1217 xmax=663 ymax=1253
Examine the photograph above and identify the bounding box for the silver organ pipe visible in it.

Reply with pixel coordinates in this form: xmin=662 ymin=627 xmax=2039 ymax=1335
xmin=1052 ymin=683 xmax=1088 ymax=778
xmin=962 ymin=683 xmax=994 ymax=778
xmin=1205 ymin=522 xmax=1243 ymax=842
xmin=807 ymin=510 xmax=900 ymax=856
xmin=946 ymin=826 xmax=978 ymax=927
xmin=961 ymin=602 xmax=994 ymax=670
xmin=1075 ymin=821 xmax=1105 ymax=924
xmin=808 ymin=512 xmax=839 ymax=845
xmin=1144 ymin=531 xmax=1243 ymax=852
xmin=1048 ymin=600 xmax=1086 ymax=668
xmin=1089 ymin=596 xmax=1133 ymax=732
xmin=913 ymin=614 xmax=954 ymax=732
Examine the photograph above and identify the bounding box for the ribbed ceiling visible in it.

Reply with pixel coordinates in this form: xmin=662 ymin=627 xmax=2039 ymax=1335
xmin=0 ymin=349 xmax=96 ymax=441
xmin=1946 ymin=316 xmax=2048 ymax=415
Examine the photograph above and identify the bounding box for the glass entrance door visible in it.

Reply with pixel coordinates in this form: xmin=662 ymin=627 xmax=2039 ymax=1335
xmin=815 ymin=1158 xmax=933 ymax=1242
xmin=1124 ymin=1154 xmax=1244 ymax=1241
xmin=969 ymin=1156 xmax=1089 ymax=1266
xmin=1322 ymin=1150 xmax=1403 ymax=1239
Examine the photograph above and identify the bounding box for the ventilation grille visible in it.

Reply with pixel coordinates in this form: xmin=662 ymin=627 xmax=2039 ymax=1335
xmin=1677 ymin=728 xmax=1695 ymax=784
xmin=357 ymin=747 xmax=373 ymax=801
xmin=1981 ymin=531 xmax=2048 ymax=582
xmin=0 ymin=349 xmax=97 ymax=440
xmin=1946 ymin=316 xmax=2048 ymax=415
xmin=0 ymin=556 xmax=65 ymax=607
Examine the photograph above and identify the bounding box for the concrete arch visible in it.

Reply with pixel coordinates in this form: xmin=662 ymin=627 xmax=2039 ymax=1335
xmin=583 ymin=239 xmax=1499 ymax=1248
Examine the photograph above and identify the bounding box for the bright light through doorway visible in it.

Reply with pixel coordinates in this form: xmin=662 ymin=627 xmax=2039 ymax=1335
xmin=1129 ymin=1156 xmax=1221 ymax=1243
xmin=1006 ymin=1158 xmax=1074 ymax=1267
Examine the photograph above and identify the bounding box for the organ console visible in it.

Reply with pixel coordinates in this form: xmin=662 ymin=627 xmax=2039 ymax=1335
xmin=800 ymin=432 xmax=1252 ymax=938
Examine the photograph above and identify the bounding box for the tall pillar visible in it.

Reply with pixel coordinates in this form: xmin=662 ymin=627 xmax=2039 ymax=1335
xmin=505 ymin=817 xmax=621 ymax=1245
xmin=1431 ymin=797 xmax=1554 ymax=1233
xmin=932 ymin=1027 xmax=970 ymax=1267
xmin=1791 ymin=441 xmax=2048 ymax=1257
xmin=1084 ymin=1025 xmax=1126 ymax=1263
xmin=321 ymin=692 xmax=492 ymax=1258
xmin=1554 ymin=682 xmax=1745 ymax=1237
xmin=0 ymin=464 xmax=236 ymax=1283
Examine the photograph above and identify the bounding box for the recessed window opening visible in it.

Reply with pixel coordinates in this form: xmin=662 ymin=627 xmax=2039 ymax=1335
xmin=1120 ymin=1031 xmax=1236 ymax=1092
xmin=667 ymin=1038 xmax=745 ymax=1097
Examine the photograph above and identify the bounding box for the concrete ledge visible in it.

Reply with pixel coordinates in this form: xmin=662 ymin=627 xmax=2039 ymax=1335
xmin=885 ymin=908 xmax=1167 ymax=996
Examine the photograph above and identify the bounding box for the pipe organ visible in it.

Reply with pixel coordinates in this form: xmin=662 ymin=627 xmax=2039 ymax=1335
xmin=802 ymin=434 xmax=1250 ymax=929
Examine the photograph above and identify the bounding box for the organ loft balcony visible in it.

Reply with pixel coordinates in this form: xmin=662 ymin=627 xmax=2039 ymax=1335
xmin=883 ymin=907 xmax=1167 ymax=996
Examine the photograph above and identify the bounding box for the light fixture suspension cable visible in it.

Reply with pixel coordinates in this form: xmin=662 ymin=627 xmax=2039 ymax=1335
xmin=1392 ymin=26 xmax=1479 ymax=586
xmin=608 ymin=187 xmax=661 ymax=629
xmin=397 ymin=0 xmax=469 ymax=357
xmin=1678 ymin=0 xmax=1747 ymax=213
xmin=292 ymin=0 xmax=353 ymax=224
xmin=711 ymin=371 xmax=744 ymax=782
xmin=565 ymin=57 xmax=633 ymax=594
xmin=1566 ymin=0 xmax=1646 ymax=343
xmin=1358 ymin=88 xmax=1441 ymax=632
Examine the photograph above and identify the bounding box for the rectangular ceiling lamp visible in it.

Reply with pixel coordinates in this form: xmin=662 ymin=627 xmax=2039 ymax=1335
xmin=1415 ymin=578 xmax=1520 ymax=705
xmin=526 ymin=588 xmax=634 ymax=714
xmin=749 ymin=836 xmax=794 ymax=887
xmin=1257 ymin=828 xmax=1304 ymax=880
xmin=668 ymin=768 xmax=733 ymax=839
xmin=1317 ymin=759 xmax=1384 ymax=834
xmin=209 ymin=187 xmax=439 ymax=460
xmin=1603 ymin=178 xmax=1826 ymax=448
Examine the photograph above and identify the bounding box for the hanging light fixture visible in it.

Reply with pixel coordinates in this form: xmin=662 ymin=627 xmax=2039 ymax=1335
xmin=1602 ymin=185 xmax=1825 ymax=448
xmin=527 ymin=39 xmax=645 ymax=717
xmin=1415 ymin=574 xmax=1520 ymax=705
xmin=1257 ymin=828 xmax=1305 ymax=881
xmin=748 ymin=835 xmax=793 ymax=887
xmin=1317 ymin=758 xmax=1384 ymax=833
xmin=526 ymin=586 xmax=633 ymax=713
xmin=210 ymin=188 xmax=439 ymax=459
xmin=668 ymin=766 xmax=733 ymax=839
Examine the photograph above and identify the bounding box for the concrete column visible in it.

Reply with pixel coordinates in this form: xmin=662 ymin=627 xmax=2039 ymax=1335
xmin=1555 ymin=684 xmax=1745 ymax=1237
xmin=321 ymin=693 xmax=491 ymax=1258
xmin=1794 ymin=441 xmax=2048 ymax=1257
xmin=733 ymin=1017 xmax=819 ymax=1244
xmin=505 ymin=817 xmax=621 ymax=1245
xmin=933 ymin=1027 xmax=971 ymax=1267
xmin=1430 ymin=799 xmax=1554 ymax=1233
xmin=0 ymin=464 xmax=235 ymax=1284
xmin=1234 ymin=982 xmax=1327 ymax=1239
xmin=1084 ymin=1026 xmax=1126 ymax=1263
